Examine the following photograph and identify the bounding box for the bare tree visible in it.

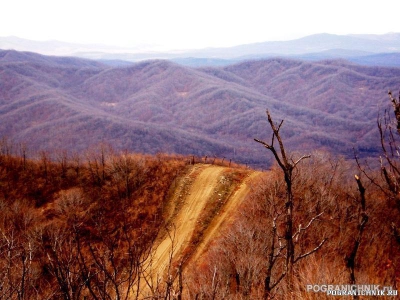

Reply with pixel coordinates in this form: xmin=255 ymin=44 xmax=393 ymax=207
xmin=37 ymin=225 xmax=85 ymax=300
xmin=388 ymin=90 xmax=400 ymax=134
xmin=357 ymin=90 xmax=400 ymax=246
xmin=255 ymin=110 xmax=326 ymax=298
xmin=343 ymin=175 xmax=368 ymax=300
xmin=0 ymin=204 xmax=38 ymax=300
xmin=72 ymin=211 xmax=154 ymax=300
xmin=110 ymin=152 xmax=145 ymax=200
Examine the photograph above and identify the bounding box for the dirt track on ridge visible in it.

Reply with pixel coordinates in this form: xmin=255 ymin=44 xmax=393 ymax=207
xmin=190 ymin=170 xmax=262 ymax=263
xmin=141 ymin=164 xmax=262 ymax=297
xmin=147 ymin=164 xmax=225 ymax=276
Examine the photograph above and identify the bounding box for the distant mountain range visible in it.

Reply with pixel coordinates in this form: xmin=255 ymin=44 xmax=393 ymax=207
xmin=1 ymin=33 xmax=400 ymax=67
xmin=1 ymin=49 xmax=399 ymax=167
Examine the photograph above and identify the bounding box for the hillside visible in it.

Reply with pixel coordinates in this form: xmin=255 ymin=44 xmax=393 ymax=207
xmin=1 ymin=147 xmax=399 ymax=299
xmin=0 ymin=149 xmax=261 ymax=299
xmin=1 ymin=49 xmax=400 ymax=166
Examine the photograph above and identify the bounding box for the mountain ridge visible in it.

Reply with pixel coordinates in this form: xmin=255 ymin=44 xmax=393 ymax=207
xmin=1 ymin=33 xmax=400 ymax=66
xmin=1 ymin=49 xmax=399 ymax=167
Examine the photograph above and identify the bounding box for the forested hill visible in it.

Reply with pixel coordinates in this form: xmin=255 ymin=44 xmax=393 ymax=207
xmin=1 ymin=49 xmax=400 ymax=166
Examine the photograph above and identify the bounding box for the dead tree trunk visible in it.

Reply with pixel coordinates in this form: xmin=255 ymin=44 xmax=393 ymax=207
xmin=388 ymin=90 xmax=400 ymax=134
xmin=255 ymin=110 xmax=310 ymax=297
xmin=345 ymin=175 xmax=368 ymax=300
xmin=374 ymin=90 xmax=400 ymax=246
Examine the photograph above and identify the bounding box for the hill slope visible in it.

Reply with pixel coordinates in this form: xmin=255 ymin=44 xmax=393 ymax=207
xmin=1 ymin=50 xmax=400 ymax=166
xmin=140 ymin=164 xmax=260 ymax=298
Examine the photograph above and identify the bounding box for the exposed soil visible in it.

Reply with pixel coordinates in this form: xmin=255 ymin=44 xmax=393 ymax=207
xmin=140 ymin=164 xmax=262 ymax=297
xmin=190 ymin=170 xmax=262 ymax=263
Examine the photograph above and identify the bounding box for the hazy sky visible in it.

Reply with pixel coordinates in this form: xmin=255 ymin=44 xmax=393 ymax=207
xmin=1 ymin=0 xmax=400 ymax=50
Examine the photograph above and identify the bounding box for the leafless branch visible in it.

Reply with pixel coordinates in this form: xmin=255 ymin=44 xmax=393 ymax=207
xmin=294 ymin=238 xmax=327 ymax=263
xmin=292 ymin=212 xmax=324 ymax=242
xmin=353 ymin=149 xmax=388 ymax=195
xmin=270 ymin=272 xmax=286 ymax=291
xmin=292 ymin=155 xmax=311 ymax=167
xmin=254 ymin=138 xmax=272 ymax=149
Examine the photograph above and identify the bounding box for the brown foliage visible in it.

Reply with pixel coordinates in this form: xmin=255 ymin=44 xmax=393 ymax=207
xmin=0 ymin=146 xmax=187 ymax=299
xmin=184 ymin=152 xmax=400 ymax=299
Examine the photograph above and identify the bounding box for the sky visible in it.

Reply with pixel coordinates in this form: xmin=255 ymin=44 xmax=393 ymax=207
xmin=1 ymin=0 xmax=400 ymax=50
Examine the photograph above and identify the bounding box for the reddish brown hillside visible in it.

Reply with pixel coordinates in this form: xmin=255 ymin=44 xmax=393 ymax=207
xmin=0 ymin=145 xmax=399 ymax=299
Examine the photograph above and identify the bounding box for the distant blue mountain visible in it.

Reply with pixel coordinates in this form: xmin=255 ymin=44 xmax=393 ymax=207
xmin=348 ymin=52 xmax=400 ymax=67
xmin=1 ymin=33 xmax=400 ymax=67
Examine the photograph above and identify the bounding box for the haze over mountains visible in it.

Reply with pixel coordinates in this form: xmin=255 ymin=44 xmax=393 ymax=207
xmin=1 ymin=33 xmax=400 ymax=67
xmin=1 ymin=43 xmax=400 ymax=167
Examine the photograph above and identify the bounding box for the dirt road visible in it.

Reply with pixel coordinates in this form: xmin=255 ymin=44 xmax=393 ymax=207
xmin=190 ymin=170 xmax=262 ymax=263
xmin=140 ymin=164 xmax=262 ymax=298
xmin=147 ymin=164 xmax=225 ymax=277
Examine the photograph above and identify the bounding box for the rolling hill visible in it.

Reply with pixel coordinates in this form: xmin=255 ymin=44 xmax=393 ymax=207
xmin=1 ymin=49 xmax=400 ymax=167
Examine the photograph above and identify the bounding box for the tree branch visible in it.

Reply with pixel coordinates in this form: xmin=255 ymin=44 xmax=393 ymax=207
xmin=292 ymin=155 xmax=311 ymax=167
xmin=254 ymin=138 xmax=286 ymax=171
xmin=292 ymin=212 xmax=324 ymax=242
xmin=266 ymin=110 xmax=290 ymax=167
xmin=294 ymin=238 xmax=327 ymax=263
xmin=254 ymin=138 xmax=271 ymax=149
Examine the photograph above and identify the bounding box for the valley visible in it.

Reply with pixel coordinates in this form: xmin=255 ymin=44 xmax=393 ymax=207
xmin=1 ymin=49 xmax=399 ymax=168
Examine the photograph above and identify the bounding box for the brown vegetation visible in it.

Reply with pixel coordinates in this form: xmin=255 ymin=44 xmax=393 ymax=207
xmin=184 ymin=151 xmax=399 ymax=299
xmin=0 ymin=143 xmax=257 ymax=299
xmin=0 ymin=144 xmax=187 ymax=299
